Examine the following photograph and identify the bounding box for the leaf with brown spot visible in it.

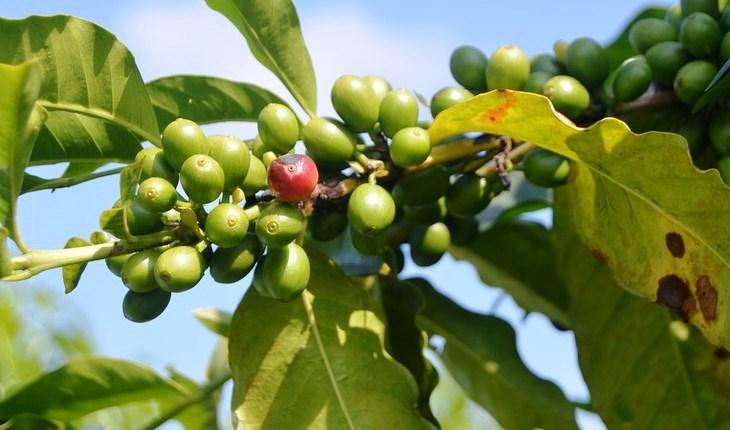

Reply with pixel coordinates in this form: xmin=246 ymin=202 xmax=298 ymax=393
xmin=554 ymin=191 xmax=730 ymax=429
xmin=430 ymin=90 xmax=730 ymax=347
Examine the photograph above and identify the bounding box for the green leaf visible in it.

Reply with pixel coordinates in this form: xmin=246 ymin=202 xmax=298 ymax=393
xmin=380 ymin=277 xmax=439 ymax=426
xmin=192 ymin=308 xmax=232 ymax=337
xmin=31 ymin=111 xmax=142 ymax=166
xmin=0 ymin=15 xmax=160 ymax=146
xmin=98 ymin=207 xmax=129 ymax=240
xmin=0 ymin=414 xmax=70 ymax=430
xmin=603 ymin=7 xmax=667 ymax=70
xmin=61 ymin=162 xmax=105 ymax=179
xmin=0 ymin=356 xmax=186 ymax=422
xmin=229 ymin=248 xmax=430 ymax=429
xmin=449 ymin=221 xmax=569 ymax=326
xmin=205 ymin=0 xmax=317 ymax=116
xmin=693 ymin=59 xmax=730 ymax=112
xmin=147 ymin=75 xmax=291 ymax=129
xmin=477 ymin=171 xmax=548 ymax=227
xmin=414 ymin=279 xmax=577 ymax=430
xmin=553 ymin=191 xmax=730 ymax=429
xmin=430 ymin=90 xmax=730 ymax=347
xmin=61 ymin=237 xmax=92 ymax=294
xmin=492 ymin=198 xmax=550 ymax=225
xmin=166 ymin=369 xmax=218 ymax=430
xmin=0 ymin=60 xmax=46 ymax=249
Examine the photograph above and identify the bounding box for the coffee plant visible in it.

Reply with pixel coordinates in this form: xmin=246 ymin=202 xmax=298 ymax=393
xmin=4 ymin=0 xmax=730 ymax=428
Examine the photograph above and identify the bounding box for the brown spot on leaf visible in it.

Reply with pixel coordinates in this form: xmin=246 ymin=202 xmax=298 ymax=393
xmin=657 ymin=274 xmax=696 ymax=321
xmin=715 ymin=348 xmax=730 ymax=360
xmin=590 ymin=248 xmax=608 ymax=264
xmin=480 ymin=91 xmax=516 ymax=123
xmin=696 ymin=275 xmax=718 ymax=322
xmin=665 ymin=232 xmax=685 ymax=258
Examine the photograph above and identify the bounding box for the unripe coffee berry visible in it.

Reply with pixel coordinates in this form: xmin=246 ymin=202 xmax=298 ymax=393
xmin=205 ymin=203 xmax=249 ymax=248
xmin=179 ymin=154 xmax=225 ymax=204
xmin=137 ymin=177 xmax=177 ymax=213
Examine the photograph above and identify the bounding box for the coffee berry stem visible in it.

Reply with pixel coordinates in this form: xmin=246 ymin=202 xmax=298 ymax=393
xmin=4 ymin=230 xmax=178 ymax=282
xmin=475 ymin=142 xmax=536 ymax=177
xmin=243 ymin=204 xmax=261 ymax=221
xmin=405 ymin=136 xmax=501 ymax=174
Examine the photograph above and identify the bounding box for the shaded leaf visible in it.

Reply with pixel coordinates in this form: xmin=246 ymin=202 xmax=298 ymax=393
xmin=449 ymin=221 xmax=569 ymax=326
xmin=430 ymin=90 xmax=730 ymax=347
xmin=61 ymin=237 xmax=92 ymax=294
xmin=0 ymin=356 xmax=186 ymax=422
xmin=166 ymin=368 xmax=218 ymax=430
xmin=553 ymin=190 xmax=730 ymax=429
xmin=492 ymin=198 xmax=550 ymax=225
xmin=414 ymin=279 xmax=577 ymax=430
xmin=0 ymin=414 xmax=70 ymax=430
xmin=0 ymin=60 xmax=45 ymax=249
xmin=147 ymin=75 xmax=291 ymax=129
xmin=31 ymin=111 xmax=142 ymax=166
xmin=205 ymin=0 xmax=317 ymax=115
xmin=192 ymin=308 xmax=232 ymax=338
xmin=229 ymin=248 xmax=430 ymax=429
xmin=380 ymin=277 xmax=439 ymax=426
xmin=0 ymin=15 xmax=160 ymax=148
xmin=603 ymin=7 xmax=667 ymax=70
xmin=477 ymin=171 xmax=548 ymax=227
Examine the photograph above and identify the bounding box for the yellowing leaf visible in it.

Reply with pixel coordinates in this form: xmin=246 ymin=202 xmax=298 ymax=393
xmin=430 ymin=90 xmax=730 ymax=347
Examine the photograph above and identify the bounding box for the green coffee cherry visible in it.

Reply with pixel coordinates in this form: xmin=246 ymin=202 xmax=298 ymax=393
xmin=542 ymin=75 xmax=591 ymax=118
xmin=392 ymin=165 xmax=451 ymax=206
xmin=331 ymin=75 xmax=379 ymax=132
xmin=205 ymin=203 xmax=249 ymax=248
xmin=675 ymin=114 xmax=709 ymax=156
xmin=523 ymin=149 xmax=570 ymax=187
xmin=487 ymin=45 xmax=530 ymax=90
xmin=679 ymin=12 xmax=722 ymax=58
xmin=721 ymin=5 xmax=730 ymax=30
xmin=241 ymin=156 xmax=268 ymax=195
xmin=302 ymin=117 xmax=358 ymax=166
xmin=309 ymin=210 xmax=348 ymax=242
xmin=646 ymin=41 xmax=689 ymax=86
xmin=179 ymin=154 xmax=225 ymax=204
xmin=161 ymin=118 xmax=207 ymax=170
xmin=135 ymin=147 xmax=178 ymax=185
xmin=154 ymin=246 xmax=206 ymax=293
xmin=390 ymin=127 xmax=431 ymax=167
xmin=403 ymin=198 xmax=447 ymax=225
xmin=709 ymin=108 xmax=730 ymax=155
xmin=121 ymin=249 xmax=160 ymax=293
xmin=256 ymin=201 xmax=305 ymax=247
xmin=681 ymin=0 xmax=719 ymax=17
xmin=628 ymin=18 xmax=677 ymax=53
xmin=446 ymin=215 xmax=479 ymax=246
xmin=106 ymin=253 xmax=131 ymax=277
xmin=210 ymin=233 xmax=263 ymax=283
xmin=409 ymin=222 xmax=451 ymax=267
xmin=363 ymin=75 xmax=392 ymax=104
xmin=613 ymin=56 xmax=653 ymax=103
xmin=450 ymin=45 xmax=488 ymax=92
xmin=208 ymin=135 xmax=251 ymax=191
xmin=379 ymin=89 xmax=419 ymax=138
xmin=717 ymin=156 xmax=730 ymax=184
xmin=125 ymin=201 xmax=163 ymax=236
xmin=565 ymin=38 xmax=609 ymax=89
xmin=123 ymin=289 xmax=171 ymax=323
xmin=257 ymin=103 xmax=300 ymax=154
xmin=250 ymin=135 xmax=268 ymax=159
xmin=253 ymin=242 xmax=310 ymax=301
xmin=430 ymin=87 xmax=474 ymax=117
xmin=720 ymin=32 xmax=730 ymax=62
xmin=137 ymin=177 xmax=177 ymax=213
xmin=674 ymin=60 xmax=717 ymax=105
xmin=350 ymin=227 xmax=386 ymax=256
xmin=530 ymin=53 xmax=564 ymax=75
xmin=445 ymin=175 xmax=492 ymax=217
xmin=524 ymin=72 xmax=552 ymax=94
xmin=348 ymin=183 xmax=396 ymax=235
xmin=666 ymin=4 xmax=683 ymax=29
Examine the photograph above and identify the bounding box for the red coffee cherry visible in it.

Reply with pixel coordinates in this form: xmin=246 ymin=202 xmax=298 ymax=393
xmin=267 ymin=154 xmax=319 ymax=202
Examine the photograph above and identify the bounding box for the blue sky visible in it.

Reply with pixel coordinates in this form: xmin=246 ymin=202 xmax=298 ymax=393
xmin=3 ymin=0 xmax=671 ymax=428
